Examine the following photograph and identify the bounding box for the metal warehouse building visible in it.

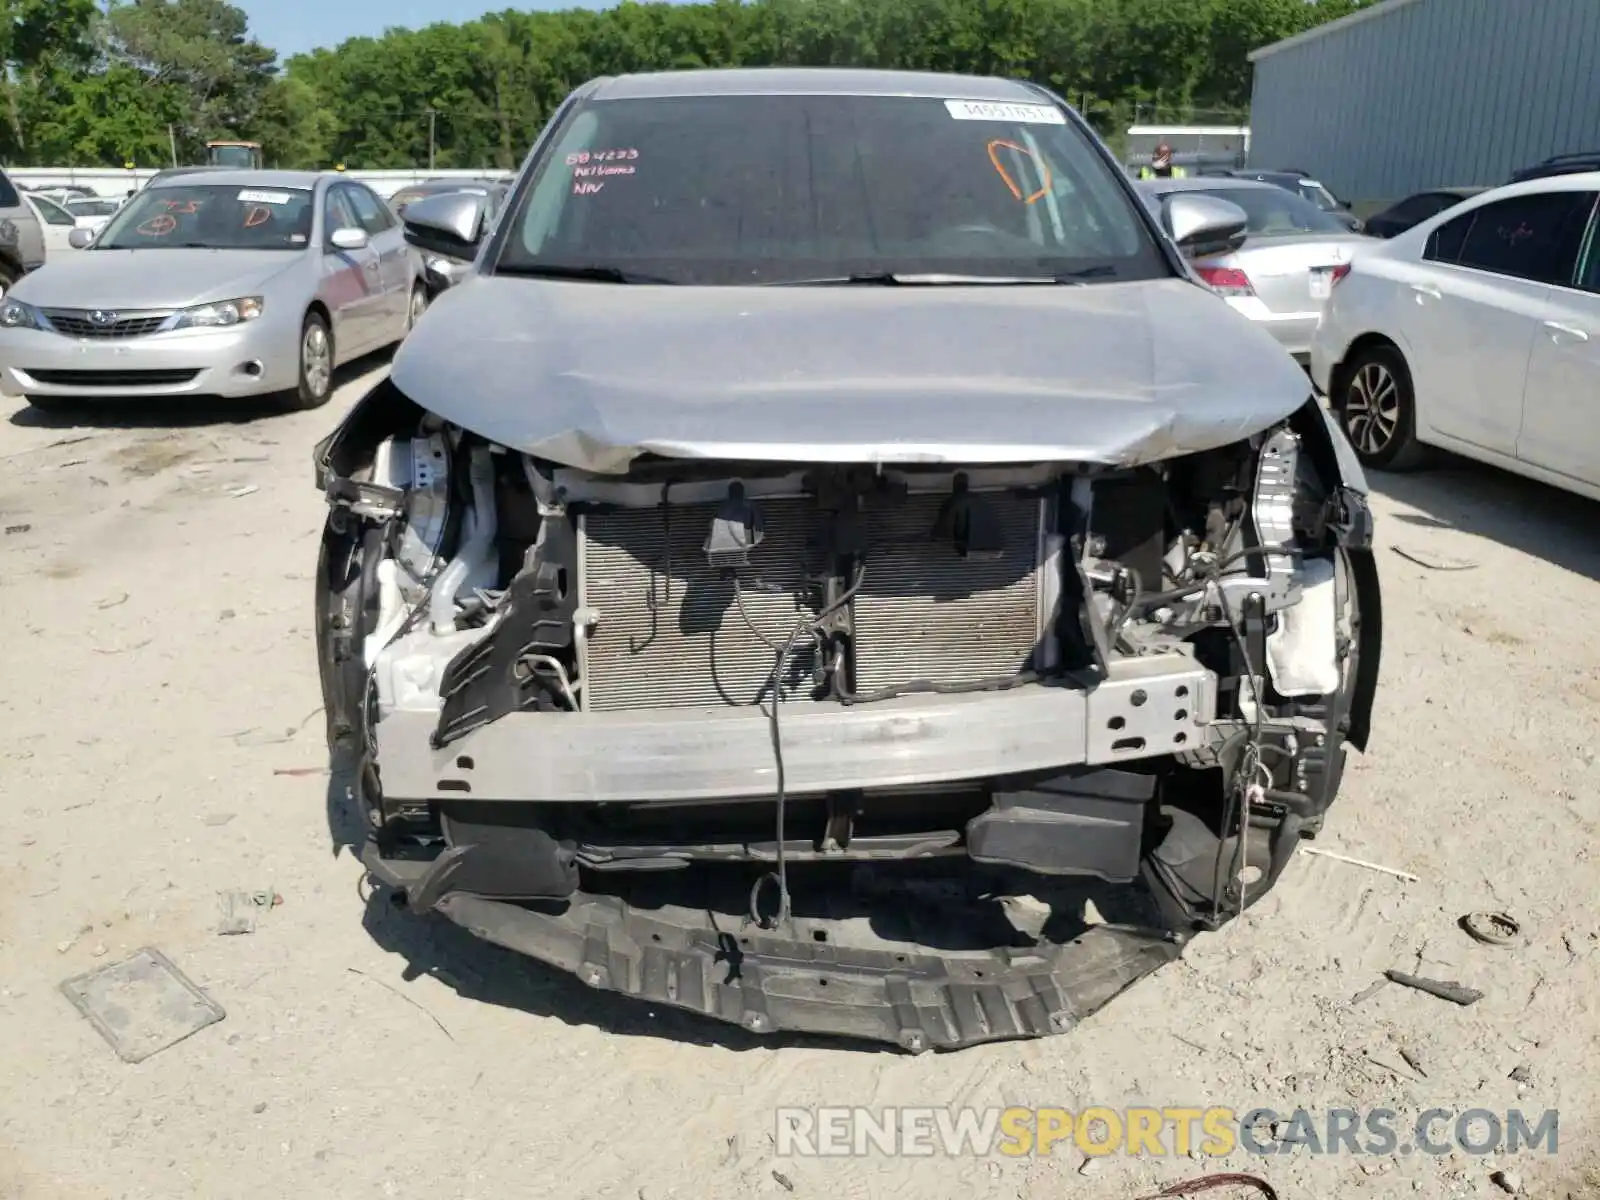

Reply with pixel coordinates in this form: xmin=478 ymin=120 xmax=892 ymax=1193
xmin=1247 ymin=0 xmax=1600 ymax=205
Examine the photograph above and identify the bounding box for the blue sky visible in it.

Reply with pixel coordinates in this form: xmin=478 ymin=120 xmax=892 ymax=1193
xmin=242 ymin=0 xmax=666 ymax=60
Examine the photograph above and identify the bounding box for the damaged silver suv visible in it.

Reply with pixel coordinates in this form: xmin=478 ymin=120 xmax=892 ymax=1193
xmin=313 ymin=68 xmax=1382 ymax=1051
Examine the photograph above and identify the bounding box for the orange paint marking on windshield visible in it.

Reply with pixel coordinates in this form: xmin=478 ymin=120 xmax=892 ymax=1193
xmin=986 ymin=139 xmax=1052 ymax=204
xmin=136 ymin=214 xmax=177 ymax=237
xmin=243 ymin=205 xmax=271 ymax=227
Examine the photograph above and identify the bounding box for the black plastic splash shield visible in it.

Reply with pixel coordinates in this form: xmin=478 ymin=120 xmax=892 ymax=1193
xmin=365 ymin=841 xmax=1185 ymax=1051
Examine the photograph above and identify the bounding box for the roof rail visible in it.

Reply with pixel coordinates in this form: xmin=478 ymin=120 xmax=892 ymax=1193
xmin=1510 ymin=151 xmax=1600 ymax=181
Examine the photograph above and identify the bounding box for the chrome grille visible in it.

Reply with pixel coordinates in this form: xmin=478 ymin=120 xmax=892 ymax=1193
xmin=580 ymin=500 xmax=825 ymax=712
xmin=850 ymin=492 xmax=1043 ymax=694
xmin=578 ymin=491 xmax=1047 ymax=713
xmin=42 ymin=309 xmax=172 ymax=339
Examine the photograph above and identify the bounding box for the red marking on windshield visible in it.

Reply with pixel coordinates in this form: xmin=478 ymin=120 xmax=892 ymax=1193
xmin=136 ymin=214 xmax=177 ymax=237
xmin=986 ymin=139 xmax=1052 ymax=204
xmin=243 ymin=205 xmax=271 ymax=227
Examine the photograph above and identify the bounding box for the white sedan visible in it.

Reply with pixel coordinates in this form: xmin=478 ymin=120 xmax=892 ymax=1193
xmin=64 ymin=196 xmax=123 ymax=233
xmin=1312 ymin=171 xmax=1600 ymax=500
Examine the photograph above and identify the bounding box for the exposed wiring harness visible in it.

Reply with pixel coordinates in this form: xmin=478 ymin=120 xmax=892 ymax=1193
xmin=747 ymin=562 xmax=869 ymax=930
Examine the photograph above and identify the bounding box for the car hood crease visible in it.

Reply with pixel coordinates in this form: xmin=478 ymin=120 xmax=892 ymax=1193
xmin=391 ymin=275 xmax=1313 ymax=473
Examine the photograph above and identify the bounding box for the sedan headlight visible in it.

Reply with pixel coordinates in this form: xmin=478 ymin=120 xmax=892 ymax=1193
xmin=170 ymin=296 xmax=264 ymax=330
xmin=0 ymin=299 xmax=46 ymax=331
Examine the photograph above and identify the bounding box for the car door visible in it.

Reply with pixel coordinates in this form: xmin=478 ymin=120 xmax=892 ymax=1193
xmin=1401 ymin=191 xmax=1592 ymax=457
xmin=1516 ymin=191 xmax=1600 ymax=486
xmin=343 ymin=181 xmax=411 ymax=337
xmin=321 ymin=184 xmax=384 ymax=358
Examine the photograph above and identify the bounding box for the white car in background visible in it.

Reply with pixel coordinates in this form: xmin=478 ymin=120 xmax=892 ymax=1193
xmin=1312 ymin=171 xmax=1600 ymax=500
xmin=64 ymin=195 xmax=122 ymax=233
xmin=1138 ymin=177 xmax=1371 ymax=364
xmin=23 ymin=193 xmax=84 ymax=255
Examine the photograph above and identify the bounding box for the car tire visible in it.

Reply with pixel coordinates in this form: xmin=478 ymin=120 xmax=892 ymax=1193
xmin=289 ymin=311 xmax=335 ymax=411
xmin=404 ymin=283 xmax=428 ymax=337
xmin=1337 ymin=344 xmax=1427 ymax=471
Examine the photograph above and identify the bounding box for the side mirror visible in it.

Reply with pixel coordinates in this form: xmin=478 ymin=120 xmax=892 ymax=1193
xmin=402 ymin=192 xmax=486 ymax=259
xmin=329 ymin=226 xmax=369 ymax=252
xmin=67 ymin=228 xmax=96 ymax=249
xmin=1166 ymin=194 xmax=1249 ymax=258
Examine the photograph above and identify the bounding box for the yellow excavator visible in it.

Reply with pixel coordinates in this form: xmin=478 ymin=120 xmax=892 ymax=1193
xmin=205 ymin=140 xmax=263 ymax=169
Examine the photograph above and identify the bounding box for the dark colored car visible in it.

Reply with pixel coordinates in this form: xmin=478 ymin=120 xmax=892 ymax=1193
xmin=1508 ymin=151 xmax=1600 ymax=183
xmin=1361 ymin=188 xmax=1488 ymax=239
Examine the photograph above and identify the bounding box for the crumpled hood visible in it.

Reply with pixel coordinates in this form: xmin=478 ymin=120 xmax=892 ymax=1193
xmin=391 ymin=275 xmax=1313 ymax=473
xmin=13 ymin=248 xmax=298 ymax=310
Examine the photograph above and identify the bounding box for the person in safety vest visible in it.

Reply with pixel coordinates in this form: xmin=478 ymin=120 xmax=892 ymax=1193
xmin=1139 ymin=141 xmax=1187 ymax=180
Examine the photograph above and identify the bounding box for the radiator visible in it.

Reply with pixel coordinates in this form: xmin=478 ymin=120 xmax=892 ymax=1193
xmin=579 ymin=492 xmax=1046 ymax=713
xmin=850 ymin=492 xmax=1045 ymax=695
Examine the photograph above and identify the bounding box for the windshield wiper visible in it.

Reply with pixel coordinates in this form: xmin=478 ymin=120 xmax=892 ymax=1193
xmin=495 ymin=263 xmax=678 ymax=284
xmin=768 ymin=270 xmax=1117 ymax=286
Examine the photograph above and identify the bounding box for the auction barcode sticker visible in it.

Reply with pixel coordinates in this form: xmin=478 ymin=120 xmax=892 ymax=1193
xmin=237 ymin=189 xmax=294 ymax=205
xmin=944 ymin=100 xmax=1066 ymax=124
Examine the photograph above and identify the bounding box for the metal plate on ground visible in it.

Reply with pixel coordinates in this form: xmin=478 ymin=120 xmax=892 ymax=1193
xmin=59 ymin=947 xmax=225 ymax=1063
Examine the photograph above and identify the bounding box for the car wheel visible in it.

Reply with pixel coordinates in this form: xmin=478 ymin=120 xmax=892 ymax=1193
xmin=290 ymin=312 xmax=335 ymax=410
xmin=405 ymin=283 xmax=428 ymax=335
xmin=1338 ymin=344 xmax=1427 ymax=471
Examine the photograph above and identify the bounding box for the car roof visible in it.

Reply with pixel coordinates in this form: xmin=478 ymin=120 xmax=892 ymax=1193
xmin=1462 ymin=170 xmax=1600 ymax=201
xmin=148 ymin=169 xmax=329 ymax=190
xmin=590 ymin=67 xmax=1047 ymax=103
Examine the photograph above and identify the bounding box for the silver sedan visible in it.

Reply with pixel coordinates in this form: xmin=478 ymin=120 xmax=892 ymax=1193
xmin=0 ymin=169 xmax=425 ymax=411
xmin=1137 ymin=176 xmax=1373 ymax=362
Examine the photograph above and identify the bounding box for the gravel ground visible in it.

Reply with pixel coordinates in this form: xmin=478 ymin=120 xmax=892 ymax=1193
xmin=2 ymin=364 xmax=1598 ymax=1200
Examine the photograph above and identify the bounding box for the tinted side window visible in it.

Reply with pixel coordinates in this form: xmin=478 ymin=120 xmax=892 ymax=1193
xmin=1424 ymin=211 xmax=1473 ymax=263
xmin=0 ymin=171 xmax=18 ymax=209
xmin=346 ymin=184 xmax=393 ymax=234
xmin=1453 ymin=191 xmax=1596 ymax=284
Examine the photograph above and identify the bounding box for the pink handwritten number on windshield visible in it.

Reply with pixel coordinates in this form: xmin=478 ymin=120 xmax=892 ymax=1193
xmin=567 ymin=148 xmax=639 ymax=166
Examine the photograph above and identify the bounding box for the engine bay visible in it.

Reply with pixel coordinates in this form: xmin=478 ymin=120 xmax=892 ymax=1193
xmin=312 ymin=386 xmax=1383 ymax=1049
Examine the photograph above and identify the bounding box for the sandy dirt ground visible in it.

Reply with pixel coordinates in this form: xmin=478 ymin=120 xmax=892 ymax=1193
xmin=2 ymin=362 xmax=1599 ymax=1200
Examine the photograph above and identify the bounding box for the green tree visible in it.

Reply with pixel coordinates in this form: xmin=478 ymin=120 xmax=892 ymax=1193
xmin=103 ymin=0 xmax=275 ymax=163
xmin=2 ymin=0 xmax=1378 ymax=170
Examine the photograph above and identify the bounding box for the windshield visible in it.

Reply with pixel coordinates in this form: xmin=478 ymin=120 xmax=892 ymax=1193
xmin=1296 ymin=181 xmax=1342 ymax=212
xmin=494 ymin=93 xmax=1167 ymax=285
xmin=95 ymin=184 xmax=314 ymax=251
xmin=1186 ymin=186 xmax=1349 ymax=235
